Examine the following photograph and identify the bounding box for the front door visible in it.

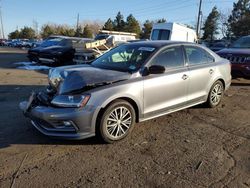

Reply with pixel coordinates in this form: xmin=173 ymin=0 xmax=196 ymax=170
xmin=143 ymin=45 xmax=189 ymax=119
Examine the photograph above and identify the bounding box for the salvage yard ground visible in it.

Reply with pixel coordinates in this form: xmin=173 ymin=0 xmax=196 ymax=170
xmin=0 ymin=47 xmax=249 ymax=187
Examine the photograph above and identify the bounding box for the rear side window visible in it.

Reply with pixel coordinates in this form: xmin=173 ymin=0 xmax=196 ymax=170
xmin=151 ymin=29 xmax=170 ymax=40
xmin=151 ymin=46 xmax=184 ymax=68
xmin=184 ymin=46 xmax=214 ymax=65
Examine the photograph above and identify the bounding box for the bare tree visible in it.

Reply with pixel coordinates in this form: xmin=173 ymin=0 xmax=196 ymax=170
xmin=218 ymin=10 xmax=231 ymax=38
xmin=79 ymin=20 xmax=104 ymax=36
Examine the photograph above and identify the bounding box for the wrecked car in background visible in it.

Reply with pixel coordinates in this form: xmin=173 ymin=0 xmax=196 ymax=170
xmin=28 ymin=36 xmax=88 ymax=66
xmin=73 ymin=30 xmax=137 ymax=64
xmin=20 ymin=41 xmax=231 ymax=143
xmin=217 ymin=35 xmax=250 ymax=79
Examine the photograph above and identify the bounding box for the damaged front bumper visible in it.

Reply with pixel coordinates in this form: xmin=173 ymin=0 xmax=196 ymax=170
xmin=19 ymin=94 xmax=96 ymax=140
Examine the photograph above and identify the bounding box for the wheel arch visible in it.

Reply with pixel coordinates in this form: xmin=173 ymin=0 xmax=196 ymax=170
xmin=209 ymin=76 xmax=226 ymax=92
xmin=98 ymin=96 xmax=140 ymax=122
xmin=205 ymin=77 xmax=226 ymax=102
xmin=93 ymin=96 xmax=140 ymax=137
xmin=217 ymin=78 xmax=225 ymax=89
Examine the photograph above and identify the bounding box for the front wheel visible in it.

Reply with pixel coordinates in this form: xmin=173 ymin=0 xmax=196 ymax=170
xmin=206 ymin=80 xmax=224 ymax=108
xmin=99 ymin=100 xmax=136 ymax=143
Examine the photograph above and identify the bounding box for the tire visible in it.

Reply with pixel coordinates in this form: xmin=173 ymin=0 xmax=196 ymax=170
xmin=98 ymin=100 xmax=136 ymax=143
xmin=206 ymin=80 xmax=224 ymax=108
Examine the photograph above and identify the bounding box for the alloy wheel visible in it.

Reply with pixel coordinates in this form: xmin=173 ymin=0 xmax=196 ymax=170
xmin=210 ymin=83 xmax=223 ymax=106
xmin=105 ymin=106 xmax=132 ymax=139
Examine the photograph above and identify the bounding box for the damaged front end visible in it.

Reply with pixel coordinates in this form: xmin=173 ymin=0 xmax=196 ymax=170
xmin=20 ymin=91 xmax=55 ymax=116
xmin=19 ymin=88 xmax=96 ymax=139
xmin=19 ymin=64 xmax=131 ymax=139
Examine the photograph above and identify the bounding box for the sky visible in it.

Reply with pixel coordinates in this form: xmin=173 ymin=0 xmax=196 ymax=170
xmin=0 ymin=0 xmax=236 ymax=38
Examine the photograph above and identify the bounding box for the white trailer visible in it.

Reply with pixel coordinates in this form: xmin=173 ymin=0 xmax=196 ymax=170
xmin=150 ymin=22 xmax=197 ymax=43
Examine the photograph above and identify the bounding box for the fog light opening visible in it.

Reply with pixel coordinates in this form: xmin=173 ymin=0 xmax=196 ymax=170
xmin=63 ymin=121 xmax=73 ymax=127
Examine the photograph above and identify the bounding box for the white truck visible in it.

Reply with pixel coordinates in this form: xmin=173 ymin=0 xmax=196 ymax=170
xmin=150 ymin=22 xmax=197 ymax=43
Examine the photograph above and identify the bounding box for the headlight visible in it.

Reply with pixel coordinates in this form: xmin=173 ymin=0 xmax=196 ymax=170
xmin=48 ymin=68 xmax=63 ymax=88
xmin=246 ymin=57 xmax=250 ymax=61
xmin=51 ymin=95 xmax=90 ymax=108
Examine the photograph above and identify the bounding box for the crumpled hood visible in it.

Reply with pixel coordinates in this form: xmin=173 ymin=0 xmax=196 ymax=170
xmin=28 ymin=46 xmax=44 ymax=53
xmin=58 ymin=65 xmax=131 ymax=94
xmin=217 ymin=48 xmax=250 ymax=56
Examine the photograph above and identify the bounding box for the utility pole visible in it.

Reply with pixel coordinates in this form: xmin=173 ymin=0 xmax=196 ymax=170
xmin=196 ymin=0 xmax=202 ymax=41
xmin=33 ymin=19 xmax=39 ymax=37
xmin=76 ymin=13 xmax=80 ymax=36
xmin=0 ymin=0 xmax=5 ymax=39
xmin=76 ymin=13 xmax=79 ymax=30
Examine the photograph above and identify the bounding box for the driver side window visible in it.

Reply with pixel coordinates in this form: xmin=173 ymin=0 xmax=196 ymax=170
xmin=151 ymin=46 xmax=184 ymax=68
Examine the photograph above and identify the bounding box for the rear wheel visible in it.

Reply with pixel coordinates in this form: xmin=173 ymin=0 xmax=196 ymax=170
xmin=206 ymin=80 xmax=224 ymax=108
xmin=99 ymin=100 xmax=136 ymax=143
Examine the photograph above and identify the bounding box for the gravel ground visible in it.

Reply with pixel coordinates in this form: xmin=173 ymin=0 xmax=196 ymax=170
xmin=0 ymin=47 xmax=249 ymax=188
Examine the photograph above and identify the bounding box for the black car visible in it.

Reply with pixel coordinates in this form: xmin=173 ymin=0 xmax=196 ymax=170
xmin=28 ymin=36 xmax=82 ymax=66
xmin=209 ymin=41 xmax=228 ymax=52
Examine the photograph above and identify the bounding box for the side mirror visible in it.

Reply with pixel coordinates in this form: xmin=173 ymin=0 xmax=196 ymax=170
xmin=148 ymin=65 xmax=165 ymax=74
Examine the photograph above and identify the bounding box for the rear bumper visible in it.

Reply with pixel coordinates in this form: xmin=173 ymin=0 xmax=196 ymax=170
xmin=225 ymin=79 xmax=231 ymax=91
xmin=19 ymin=101 xmax=96 ymax=140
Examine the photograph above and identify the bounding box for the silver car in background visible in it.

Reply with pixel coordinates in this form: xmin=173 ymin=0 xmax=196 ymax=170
xmin=20 ymin=41 xmax=231 ymax=143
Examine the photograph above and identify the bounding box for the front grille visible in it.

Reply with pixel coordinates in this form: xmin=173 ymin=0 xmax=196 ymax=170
xmin=39 ymin=53 xmax=53 ymax=58
xmin=221 ymin=55 xmax=246 ymax=64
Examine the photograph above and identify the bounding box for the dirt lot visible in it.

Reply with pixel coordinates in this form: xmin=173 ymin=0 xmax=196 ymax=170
xmin=0 ymin=47 xmax=249 ymax=188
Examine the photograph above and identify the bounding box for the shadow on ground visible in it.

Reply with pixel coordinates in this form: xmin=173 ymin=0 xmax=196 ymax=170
xmin=0 ymin=84 xmax=105 ymax=149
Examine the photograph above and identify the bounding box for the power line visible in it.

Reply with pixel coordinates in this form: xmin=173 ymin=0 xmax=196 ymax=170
xmin=75 ymin=0 xmax=191 ymax=17
xmin=133 ymin=3 xmax=194 ymax=17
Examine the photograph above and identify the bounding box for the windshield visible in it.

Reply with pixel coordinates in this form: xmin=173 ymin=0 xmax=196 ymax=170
xmin=94 ymin=34 xmax=109 ymax=40
xmin=232 ymin=37 xmax=250 ymax=48
xmin=91 ymin=44 xmax=157 ymax=72
xmin=40 ymin=38 xmax=67 ymax=47
xmin=151 ymin=29 xmax=170 ymax=40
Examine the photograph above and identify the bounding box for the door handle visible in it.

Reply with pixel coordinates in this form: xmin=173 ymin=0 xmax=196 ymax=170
xmin=182 ymin=74 xmax=188 ymax=80
xmin=209 ymin=69 xmax=214 ymax=74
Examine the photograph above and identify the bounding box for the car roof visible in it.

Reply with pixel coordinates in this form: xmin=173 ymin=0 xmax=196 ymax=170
xmin=127 ymin=40 xmax=220 ymax=60
xmin=48 ymin=35 xmax=87 ymax=40
xmin=128 ymin=40 xmax=198 ymax=48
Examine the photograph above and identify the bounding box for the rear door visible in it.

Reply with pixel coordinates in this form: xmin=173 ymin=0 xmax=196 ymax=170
xmin=183 ymin=45 xmax=216 ymax=104
xmin=143 ymin=45 xmax=189 ymax=119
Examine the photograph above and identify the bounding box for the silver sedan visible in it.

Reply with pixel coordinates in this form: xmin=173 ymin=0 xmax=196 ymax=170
xmin=20 ymin=41 xmax=231 ymax=143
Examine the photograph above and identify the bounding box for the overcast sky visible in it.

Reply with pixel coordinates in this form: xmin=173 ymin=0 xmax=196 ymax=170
xmin=1 ymin=0 xmax=236 ymax=37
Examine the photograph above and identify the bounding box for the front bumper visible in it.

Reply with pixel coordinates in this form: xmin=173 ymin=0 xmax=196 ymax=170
xmin=19 ymin=101 xmax=96 ymax=140
xmin=231 ymin=64 xmax=250 ymax=79
xmin=38 ymin=57 xmax=56 ymax=64
xmin=27 ymin=52 xmax=39 ymax=62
